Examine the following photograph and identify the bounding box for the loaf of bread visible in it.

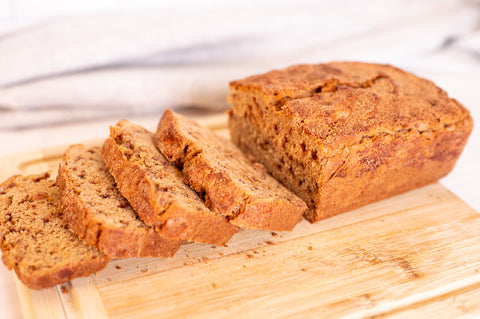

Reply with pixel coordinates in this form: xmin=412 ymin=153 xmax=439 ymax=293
xmin=102 ymin=120 xmax=238 ymax=245
xmin=155 ymin=109 xmax=307 ymax=231
xmin=0 ymin=61 xmax=473 ymax=291
xmin=0 ymin=173 xmax=109 ymax=289
xmin=57 ymin=145 xmax=182 ymax=258
xmin=228 ymin=62 xmax=473 ymax=222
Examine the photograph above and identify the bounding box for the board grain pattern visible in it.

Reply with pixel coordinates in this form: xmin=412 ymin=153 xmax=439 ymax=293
xmin=1 ymin=113 xmax=480 ymax=319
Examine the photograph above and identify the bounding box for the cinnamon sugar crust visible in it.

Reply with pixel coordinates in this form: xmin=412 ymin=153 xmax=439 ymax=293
xmin=228 ymin=62 xmax=473 ymax=222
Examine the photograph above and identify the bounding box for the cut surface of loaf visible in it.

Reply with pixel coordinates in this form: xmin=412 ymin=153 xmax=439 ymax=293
xmin=155 ymin=109 xmax=307 ymax=231
xmin=102 ymin=120 xmax=238 ymax=245
xmin=0 ymin=173 xmax=109 ymax=289
xmin=57 ymin=145 xmax=182 ymax=258
xmin=228 ymin=62 xmax=473 ymax=222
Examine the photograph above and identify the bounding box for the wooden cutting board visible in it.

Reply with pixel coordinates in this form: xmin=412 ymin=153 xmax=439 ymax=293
xmin=1 ymin=114 xmax=480 ymax=319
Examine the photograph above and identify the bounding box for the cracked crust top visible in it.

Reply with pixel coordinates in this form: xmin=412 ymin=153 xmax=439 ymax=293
xmin=229 ymin=62 xmax=471 ymax=147
xmin=228 ymin=62 xmax=473 ymax=222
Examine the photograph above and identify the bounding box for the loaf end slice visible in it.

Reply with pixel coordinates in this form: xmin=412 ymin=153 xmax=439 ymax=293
xmin=228 ymin=62 xmax=473 ymax=222
xmin=155 ymin=109 xmax=307 ymax=231
xmin=102 ymin=120 xmax=238 ymax=245
xmin=57 ymin=145 xmax=182 ymax=258
xmin=0 ymin=173 xmax=109 ymax=289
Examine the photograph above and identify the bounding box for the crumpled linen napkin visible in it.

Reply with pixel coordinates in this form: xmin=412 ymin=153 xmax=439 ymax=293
xmin=0 ymin=0 xmax=478 ymax=129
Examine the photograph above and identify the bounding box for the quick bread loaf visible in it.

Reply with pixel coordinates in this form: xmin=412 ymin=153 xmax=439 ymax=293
xmin=57 ymin=145 xmax=182 ymax=258
xmin=228 ymin=62 xmax=473 ymax=222
xmin=0 ymin=61 xmax=473 ymax=290
xmin=102 ymin=120 xmax=238 ymax=245
xmin=0 ymin=173 xmax=109 ymax=289
xmin=155 ymin=109 xmax=307 ymax=231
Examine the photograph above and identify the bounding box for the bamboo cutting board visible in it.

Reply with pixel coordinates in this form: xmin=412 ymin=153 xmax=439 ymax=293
xmin=1 ymin=114 xmax=480 ymax=319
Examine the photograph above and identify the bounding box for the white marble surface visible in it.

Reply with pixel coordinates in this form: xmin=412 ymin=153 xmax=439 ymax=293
xmin=0 ymin=0 xmax=479 ymax=318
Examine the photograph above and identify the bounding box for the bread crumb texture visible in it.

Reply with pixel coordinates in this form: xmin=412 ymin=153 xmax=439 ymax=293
xmin=102 ymin=120 xmax=237 ymax=245
xmin=155 ymin=109 xmax=307 ymax=231
xmin=58 ymin=145 xmax=182 ymax=258
xmin=0 ymin=173 xmax=109 ymax=289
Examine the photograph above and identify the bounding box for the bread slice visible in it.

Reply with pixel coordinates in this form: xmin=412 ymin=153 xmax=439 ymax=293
xmin=102 ymin=120 xmax=238 ymax=245
xmin=0 ymin=173 xmax=109 ymax=289
xmin=228 ymin=62 xmax=473 ymax=222
xmin=155 ymin=109 xmax=307 ymax=231
xmin=57 ymin=145 xmax=182 ymax=258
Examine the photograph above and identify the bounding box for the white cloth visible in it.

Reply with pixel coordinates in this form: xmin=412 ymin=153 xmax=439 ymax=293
xmin=0 ymin=0 xmax=478 ymax=129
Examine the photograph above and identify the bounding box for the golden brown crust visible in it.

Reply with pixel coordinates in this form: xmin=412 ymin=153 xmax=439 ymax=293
xmin=0 ymin=173 xmax=109 ymax=289
xmin=101 ymin=120 xmax=237 ymax=245
xmin=228 ymin=62 xmax=473 ymax=222
xmin=57 ymin=145 xmax=182 ymax=258
xmin=229 ymin=62 xmax=470 ymax=144
xmin=155 ymin=109 xmax=307 ymax=231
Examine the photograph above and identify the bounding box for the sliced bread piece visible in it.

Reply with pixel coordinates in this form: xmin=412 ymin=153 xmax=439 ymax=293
xmin=0 ymin=173 xmax=109 ymax=289
xmin=57 ymin=145 xmax=182 ymax=258
xmin=102 ymin=120 xmax=238 ymax=245
xmin=155 ymin=109 xmax=307 ymax=231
